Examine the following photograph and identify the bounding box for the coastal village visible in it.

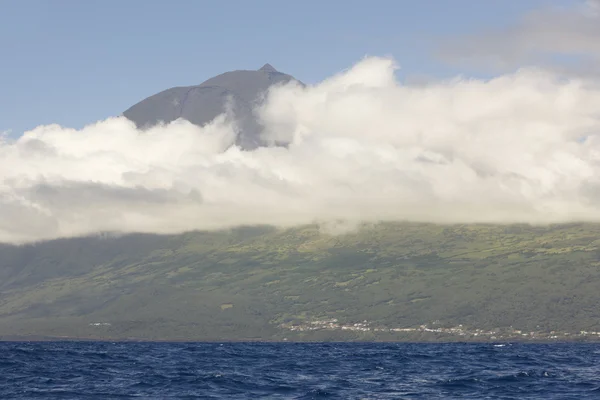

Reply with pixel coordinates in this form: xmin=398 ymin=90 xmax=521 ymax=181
xmin=279 ymin=319 xmax=600 ymax=341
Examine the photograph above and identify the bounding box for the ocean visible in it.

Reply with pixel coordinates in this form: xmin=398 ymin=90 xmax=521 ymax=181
xmin=1 ymin=341 xmax=599 ymax=399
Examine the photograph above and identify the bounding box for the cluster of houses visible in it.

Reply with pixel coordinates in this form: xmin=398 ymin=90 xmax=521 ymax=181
xmin=280 ymin=319 xmax=600 ymax=340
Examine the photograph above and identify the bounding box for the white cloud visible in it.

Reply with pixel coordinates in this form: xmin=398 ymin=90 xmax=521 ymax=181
xmin=437 ymin=0 xmax=600 ymax=74
xmin=2 ymin=56 xmax=600 ymax=243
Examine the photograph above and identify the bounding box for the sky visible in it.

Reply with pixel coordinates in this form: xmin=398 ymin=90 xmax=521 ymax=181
xmin=0 ymin=0 xmax=572 ymax=135
xmin=3 ymin=0 xmax=600 ymax=243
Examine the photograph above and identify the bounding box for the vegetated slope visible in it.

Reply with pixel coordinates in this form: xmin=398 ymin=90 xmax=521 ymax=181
xmin=1 ymin=222 xmax=600 ymax=341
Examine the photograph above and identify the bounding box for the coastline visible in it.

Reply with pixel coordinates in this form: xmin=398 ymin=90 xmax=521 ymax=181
xmin=2 ymin=333 xmax=599 ymax=344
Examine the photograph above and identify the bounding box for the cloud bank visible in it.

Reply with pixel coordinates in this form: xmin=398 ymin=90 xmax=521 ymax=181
xmin=3 ymin=56 xmax=600 ymax=243
xmin=438 ymin=0 xmax=600 ymax=74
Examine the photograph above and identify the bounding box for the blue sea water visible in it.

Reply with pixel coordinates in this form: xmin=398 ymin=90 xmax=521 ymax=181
xmin=1 ymin=342 xmax=599 ymax=399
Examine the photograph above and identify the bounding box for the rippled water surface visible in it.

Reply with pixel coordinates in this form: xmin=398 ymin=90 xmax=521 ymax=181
xmin=1 ymin=342 xmax=600 ymax=399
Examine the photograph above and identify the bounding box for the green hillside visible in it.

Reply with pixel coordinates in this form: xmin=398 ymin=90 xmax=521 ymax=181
xmin=1 ymin=222 xmax=600 ymax=341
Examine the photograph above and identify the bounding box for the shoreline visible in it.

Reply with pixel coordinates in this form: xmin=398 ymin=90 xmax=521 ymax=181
xmin=2 ymin=335 xmax=599 ymax=344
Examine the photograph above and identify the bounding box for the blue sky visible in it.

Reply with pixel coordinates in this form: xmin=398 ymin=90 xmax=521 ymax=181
xmin=0 ymin=0 xmax=577 ymax=135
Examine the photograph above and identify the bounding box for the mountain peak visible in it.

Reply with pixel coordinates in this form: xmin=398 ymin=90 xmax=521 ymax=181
xmin=259 ymin=63 xmax=277 ymax=73
xmin=123 ymin=63 xmax=301 ymax=149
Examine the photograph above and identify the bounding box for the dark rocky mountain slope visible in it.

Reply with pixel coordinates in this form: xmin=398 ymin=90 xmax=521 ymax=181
xmin=122 ymin=64 xmax=300 ymax=149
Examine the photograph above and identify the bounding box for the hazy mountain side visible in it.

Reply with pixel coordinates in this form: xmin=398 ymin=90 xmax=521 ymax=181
xmin=1 ymin=222 xmax=600 ymax=341
xmin=122 ymin=65 xmax=300 ymax=149
xmin=0 ymin=234 xmax=176 ymax=290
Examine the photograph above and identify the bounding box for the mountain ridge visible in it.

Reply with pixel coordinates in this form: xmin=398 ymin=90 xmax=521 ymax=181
xmin=122 ymin=64 xmax=301 ymax=149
